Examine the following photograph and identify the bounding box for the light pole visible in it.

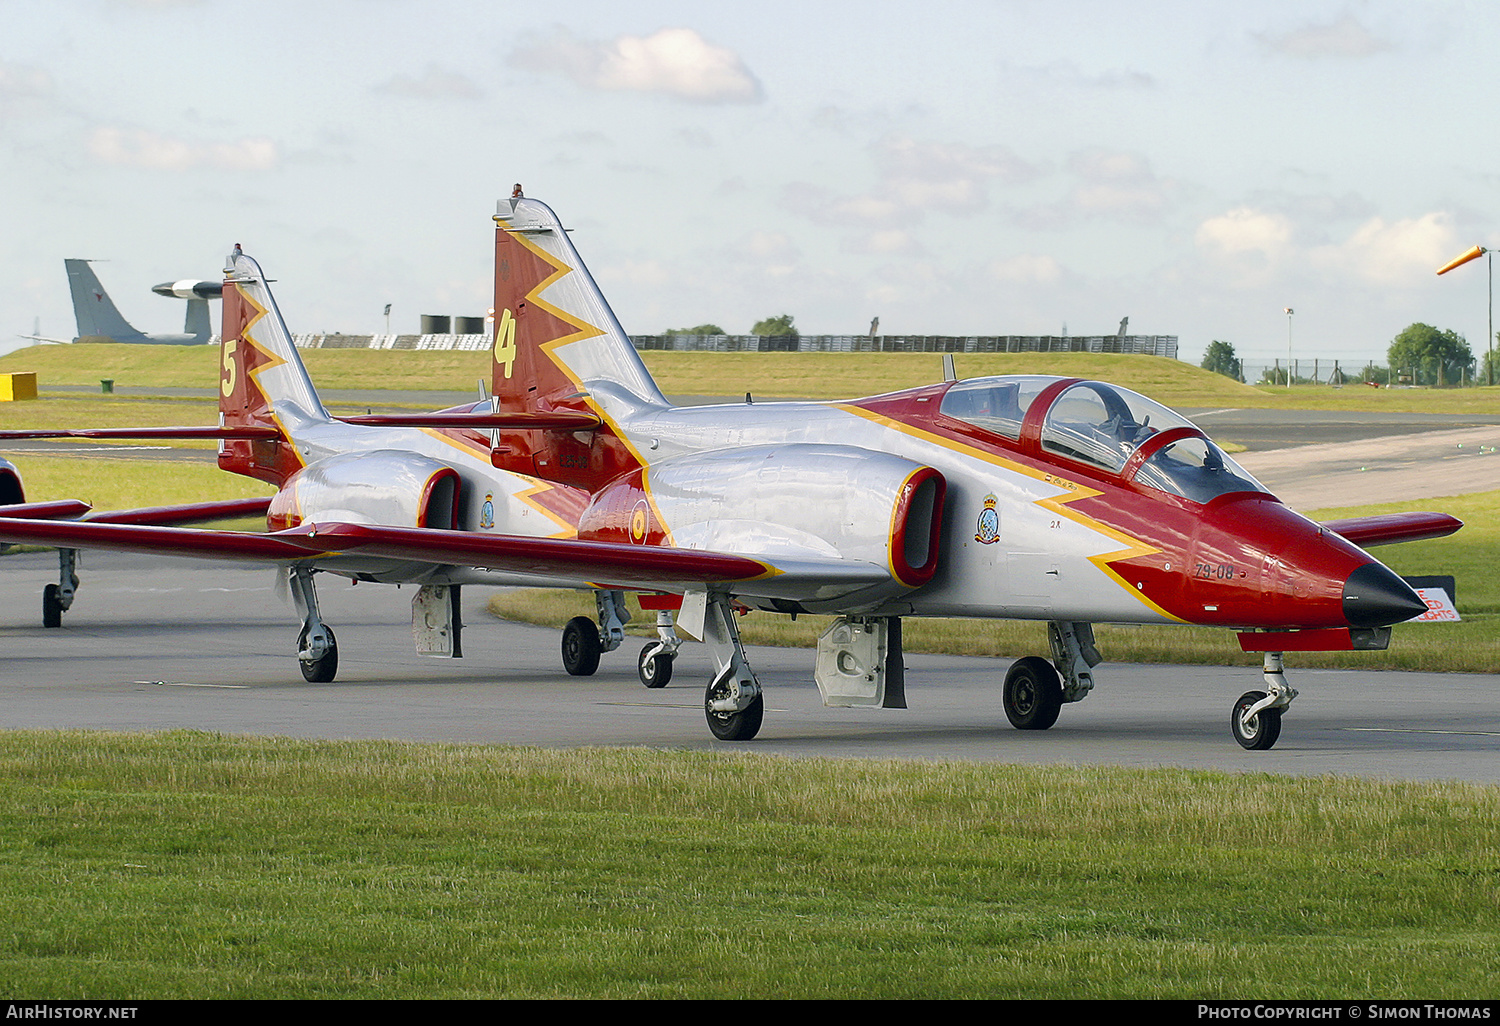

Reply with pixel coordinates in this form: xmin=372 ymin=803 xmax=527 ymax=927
xmin=1283 ymin=307 xmax=1294 ymax=390
xmin=1437 ymin=245 xmax=1492 ymax=386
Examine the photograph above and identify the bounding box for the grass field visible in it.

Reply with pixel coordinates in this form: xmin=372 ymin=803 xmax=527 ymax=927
xmin=7 ymin=455 xmax=273 ymax=511
xmin=1 ymin=730 xmax=1497 ymax=999
xmin=4 ymin=342 xmax=1500 ymax=413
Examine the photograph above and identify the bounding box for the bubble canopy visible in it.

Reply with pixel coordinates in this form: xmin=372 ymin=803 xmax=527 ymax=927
xmin=938 ymin=376 xmax=1267 ymax=503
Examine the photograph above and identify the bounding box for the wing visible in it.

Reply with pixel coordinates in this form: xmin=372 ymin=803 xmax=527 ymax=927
xmin=0 ymin=413 xmax=597 ymax=440
xmin=85 ymin=497 xmax=272 ymax=526
xmin=0 ymin=518 xmax=316 ymax=561
xmin=0 ymin=427 xmax=280 ymax=440
xmin=1320 ymin=512 xmax=1463 ymax=548
xmin=0 ymin=516 xmax=892 ymax=598
xmin=0 ymin=500 xmax=94 ymax=520
xmin=0 ymin=497 xmax=270 ymax=526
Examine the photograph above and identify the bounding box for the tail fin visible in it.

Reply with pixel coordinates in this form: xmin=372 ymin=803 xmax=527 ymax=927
xmin=66 ymin=259 xmax=143 ymax=342
xmin=183 ymin=298 xmax=212 ymax=341
xmin=490 ymin=195 xmax=669 ymax=488
xmin=218 ymin=246 xmax=326 ymax=485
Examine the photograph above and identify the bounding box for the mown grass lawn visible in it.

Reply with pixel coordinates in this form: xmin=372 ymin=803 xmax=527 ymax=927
xmin=1 ymin=730 xmax=1497 ymax=999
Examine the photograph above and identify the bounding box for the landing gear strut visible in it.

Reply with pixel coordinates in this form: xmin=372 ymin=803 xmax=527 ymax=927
xmin=637 ymin=609 xmax=681 ymax=688
xmin=695 ymin=591 xmax=762 ymax=741
xmin=1003 ymin=621 xmax=1102 ymax=732
xmin=1231 ymin=651 xmax=1297 ymax=751
xmin=289 ymin=566 xmax=338 ymax=683
xmin=560 ymin=589 xmax=629 ymax=676
xmin=42 ymin=548 xmax=78 ymax=628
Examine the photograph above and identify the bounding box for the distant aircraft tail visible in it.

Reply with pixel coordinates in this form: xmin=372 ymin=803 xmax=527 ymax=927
xmin=217 ymin=246 xmax=327 ymax=485
xmin=490 ymin=194 xmax=669 ymax=489
xmin=183 ymin=298 xmax=212 ymax=342
xmin=66 ymin=259 xmax=144 ymax=342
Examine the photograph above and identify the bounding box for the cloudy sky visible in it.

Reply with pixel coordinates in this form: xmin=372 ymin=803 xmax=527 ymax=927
xmin=3 ymin=0 xmax=1499 ymax=370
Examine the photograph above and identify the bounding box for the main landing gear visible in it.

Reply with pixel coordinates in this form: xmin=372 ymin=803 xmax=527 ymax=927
xmin=1231 ymin=651 xmax=1298 ymax=751
xmin=1003 ymin=621 xmax=1101 ymax=732
xmin=697 ymin=592 xmax=762 ymax=741
xmin=289 ymin=566 xmax=338 ymax=683
xmin=41 ymin=548 xmax=79 ymax=628
xmin=556 ymin=590 xmax=762 ymax=741
xmin=558 ymin=590 xmax=686 ymax=689
xmin=560 ymin=589 xmax=629 ymax=676
xmin=1004 ymin=626 xmax=1301 ymax=750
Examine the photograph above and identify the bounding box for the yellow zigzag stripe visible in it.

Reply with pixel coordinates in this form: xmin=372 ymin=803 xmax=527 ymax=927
xmin=503 ymin=230 xmax=674 ymax=544
xmin=230 ymin=284 xmax=304 ymax=474
xmin=837 ymin=404 xmax=1183 ymax=622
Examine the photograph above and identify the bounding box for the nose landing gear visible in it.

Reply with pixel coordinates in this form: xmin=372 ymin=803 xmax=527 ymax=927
xmin=1231 ymin=652 xmax=1298 ymax=751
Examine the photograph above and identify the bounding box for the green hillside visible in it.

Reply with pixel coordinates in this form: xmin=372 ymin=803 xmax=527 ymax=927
xmin=1 ymin=343 xmax=1496 ymax=413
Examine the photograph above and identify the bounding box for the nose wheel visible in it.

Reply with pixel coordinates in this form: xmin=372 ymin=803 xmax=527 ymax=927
xmin=1231 ymin=690 xmax=1282 ymax=750
xmin=1231 ymin=652 xmax=1297 ymax=751
xmin=638 ymin=644 xmax=674 ymax=688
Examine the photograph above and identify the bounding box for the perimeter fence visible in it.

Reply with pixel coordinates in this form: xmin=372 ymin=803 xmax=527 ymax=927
xmin=293 ymin=332 xmax=1179 ymax=358
xmin=1238 ymin=358 xmax=1488 ymax=388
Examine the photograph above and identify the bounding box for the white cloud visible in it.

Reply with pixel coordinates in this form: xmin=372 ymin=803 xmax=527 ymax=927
xmin=1009 ymin=60 xmax=1157 ymax=90
xmin=87 ymin=127 xmax=278 ymax=171
xmin=990 ymin=254 xmax=1063 ymax=285
xmin=844 ymin=229 xmax=919 ymax=255
xmin=376 ymin=65 xmax=482 ymax=100
xmin=1197 ymin=206 xmax=1460 ymax=289
xmin=746 ymin=231 xmax=795 ymax=257
xmin=1012 ymin=149 xmax=1173 ymax=229
xmin=0 ymin=62 xmax=52 ymax=100
xmin=876 ymin=136 xmax=1037 ymax=215
xmin=787 ymin=136 xmax=1037 ymax=230
xmin=1259 ymin=13 xmax=1392 ymax=58
xmin=1196 ymin=207 xmax=1294 ymax=258
xmin=511 ymin=28 xmax=762 ymax=103
xmin=1321 ymin=212 xmax=1459 ymax=285
xmin=602 ymin=258 xmax=672 ymax=288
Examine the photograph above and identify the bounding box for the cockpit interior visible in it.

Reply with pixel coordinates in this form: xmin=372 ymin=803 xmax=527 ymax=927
xmin=938 ymin=375 xmax=1266 ymax=504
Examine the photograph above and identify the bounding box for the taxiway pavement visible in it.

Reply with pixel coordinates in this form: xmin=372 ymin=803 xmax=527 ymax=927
xmin=0 ymin=551 xmax=1493 ymax=783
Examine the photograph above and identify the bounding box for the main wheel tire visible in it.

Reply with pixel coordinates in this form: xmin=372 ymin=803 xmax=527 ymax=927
xmin=1003 ymin=656 xmax=1063 ymax=730
xmin=42 ymin=584 xmax=63 ymax=629
xmin=705 ymin=688 xmax=764 ymax=741
xmin=1232 ymin=690 xmax=1282 ymax=751
xmin=298 ymin=625 xmax=338 ymax=683
xmin=561 ymin=616 xmax=602 ymax=676
xmin=638 ymin=644 xmax=674 ymax=688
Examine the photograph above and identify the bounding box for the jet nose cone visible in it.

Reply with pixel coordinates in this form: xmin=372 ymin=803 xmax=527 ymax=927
xmin=1343 ymin=562 xmax=1427 ymax=627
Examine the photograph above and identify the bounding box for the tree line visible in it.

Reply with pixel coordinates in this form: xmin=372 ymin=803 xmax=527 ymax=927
xmin=664 ymin=314 xmax=798 ymax=337
xmin=1202 ymin=324 xmax=1500 ymax=387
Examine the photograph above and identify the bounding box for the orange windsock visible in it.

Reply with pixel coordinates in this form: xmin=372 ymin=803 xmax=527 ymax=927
xmin=1437 ymin=245 xmax=1486 ymax=275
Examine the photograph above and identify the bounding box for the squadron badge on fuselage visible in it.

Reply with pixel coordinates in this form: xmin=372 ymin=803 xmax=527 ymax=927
xmin=480 ymin=493 xmax=495 ymax=529
xmin=975 ymin=493 xmax=1000 ymax=544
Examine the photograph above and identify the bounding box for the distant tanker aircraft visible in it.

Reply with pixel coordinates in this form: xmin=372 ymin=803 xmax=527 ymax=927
xmin=0 ymin=192 xmax=1461 ymax=751
xmin=23 ymin=259 xmax=221 ymax=345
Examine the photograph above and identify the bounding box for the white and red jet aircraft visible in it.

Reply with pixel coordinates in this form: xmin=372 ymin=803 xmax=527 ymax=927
xmin=0 ymin=193 xmax=1462 ymax=750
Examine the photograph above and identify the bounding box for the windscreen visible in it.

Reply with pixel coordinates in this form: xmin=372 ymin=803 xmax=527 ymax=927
xmin=1132 ymin=435 xmax=1266 ymax=503
xmin=1039 ymin=382 xmax=1193 ymax=472
xmin=939 ymin=376 xmax=1057 ymax=440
